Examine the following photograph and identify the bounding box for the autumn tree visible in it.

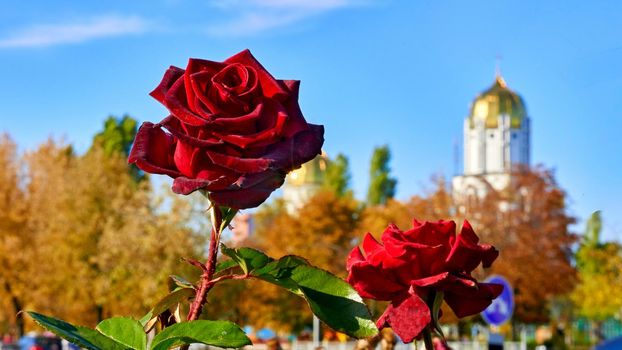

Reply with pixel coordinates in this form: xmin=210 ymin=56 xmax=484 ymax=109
xmin=91 ymin=115 xmax=143 ymax=181
xmin=0 ymin=134 xmax=29 ymax=337
xmin=0 ymin=124 xmax=205 ymax=333
xmin=367 ymin=145 xmax=397 ymax=206
xmin=92 ymin=115 xmax=138 ymax=156
xmin=572 ymin=211 xmax=622 ymax=340
xmin=20 ymin=139 xmax=203 ymax=326
xmin=460 ymin=166 xmax=577 ymax=323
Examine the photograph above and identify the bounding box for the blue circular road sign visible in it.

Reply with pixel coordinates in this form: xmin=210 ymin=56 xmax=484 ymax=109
xmin=481 ymin=275 xmax=514 ymax=326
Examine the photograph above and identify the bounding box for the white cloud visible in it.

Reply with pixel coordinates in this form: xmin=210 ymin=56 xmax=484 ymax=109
xmin=216 ymin=0 xmax=353 ymax=10
xmin=0 ymin=15 xmax=148 ymax=49
xmin=206 ymin=0 xmax=370 ymax=37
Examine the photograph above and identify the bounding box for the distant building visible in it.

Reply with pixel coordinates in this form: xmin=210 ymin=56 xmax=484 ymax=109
xmin=282 ymin=152 xmax=328 ymax=213
xmin=452 ymin=74 xmax=531 ymax=201
xmin=230 ymin=212 xmax=253 ymax=247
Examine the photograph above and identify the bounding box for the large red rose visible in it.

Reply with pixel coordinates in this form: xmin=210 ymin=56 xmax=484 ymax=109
xmin=347 ymin=219 xmax=503 ymax=343
xmin=128 ymin=50 xmax=324 ymax=209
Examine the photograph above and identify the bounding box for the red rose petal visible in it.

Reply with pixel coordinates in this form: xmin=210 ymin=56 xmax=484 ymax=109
xmin=362 ymin=232 xmax=384 ymax=255
xmin=164 ymin=76 xmax=211 ymax=126
xmin=172 ymin=176 xmax=224 ymax=195
xmin=212 ymin=99 xmax=288 ymax=149
xmin=160 ymin=116 xmax=223 ymax=147
xmin=346 ymin=246 xmax=365 ymax=271
xmin=376 ymin=293 xmax=431 ymax=343
xmin=403 ymin=220 xmax=456 ymax=247
xmin=207 ymin=103 xmax=263 ymax=133
xmin=263 ymin=124 xmax=324 ymax=171
xmin=224 ymin=49 xmax=288 ymax=99
xmin=128 ymin=122 xmax=182 ymax=178
xmin=383 ymin=226 xmax=431 ymax=258
xmin=445 ymin=220 xmax=499 ymax=272
xmin=280 ymin=80 xmax=309 ymax=138
xmin=444 ymin=282 xmax=504 ymax=318
xmin=150 ymin=66 xmax=185 ymax=103
xmin=206 ymin=150 xmax=272 ymax=174
xmin=347 ymin=260 xmax=405 ymax=300
xmin=410 ymin=272 xmax=451 ymax=288
xmin=185 ymin=58 xmax=226 ymax=112
xmin=206 ymin=170 xmax=286 ymax=209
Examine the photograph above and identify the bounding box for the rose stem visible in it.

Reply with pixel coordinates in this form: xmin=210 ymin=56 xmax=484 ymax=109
xmin=187 ymin=206 xmax=224 ymax=321
xmin=422 ymin=327 xmax=434 ymax=350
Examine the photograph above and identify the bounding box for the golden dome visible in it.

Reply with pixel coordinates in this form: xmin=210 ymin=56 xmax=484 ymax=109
xmin=287 ymin=151 xmax=328 ymax=186
xmin=468 ymin=75 xmax=526 ymax=129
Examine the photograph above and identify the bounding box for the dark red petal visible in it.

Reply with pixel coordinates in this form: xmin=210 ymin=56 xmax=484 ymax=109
xmin=445 ymin=220 xmax=499 ymax=272
xmin=172 ymin=176 xmax=226 ymax=195
xmin=346 ymin=246 xmax=365 ymax=271
xmin=362 ymin=232 xmax=384 ymax=255
xmin=346 ymin=260 xmax=405 ymax=301
xmin=163 ymin=76 xmax=211 ymax=126
xmin=282 ymin=80 xmax=299 ymax=99
xmin=160 ymin=116 xmax=223 ymax=148
xmin=280 ymin=80 xmax=309 ymax=138
xmin=128 ymin=122 xmax=181 ymax=178
xmin=376 ymin=293 xmax=431 ymax=343
xmin=444 ymin=282 xmax=504 ymax=318
xmin=212 ymin=99 xmax=288 ymax=149
xmin=185 ymin=58 xmax=225 ymax=112
xmin=410 ymin=273 xmax=478 ymax=297
xmin=410 ymin=272 xmax=451 ymax=288
xmin=206 ymin=150 xmax=272 ymax=174
xmin=460 ymin=220 xmax=498 ymax=268
xmin=207 ymin=170 xmax=286 ymax=209
xmin=263 ymin=124 xmax=324 ymax=172
xmin=224 ymin=49 xmax=288 ymax=99
xmin=382 ymin=223 xmax=431 ymax=258
xmin=150 ymin=66 xmax=185 ymax=103
xmin=403 ymin=220 xmax=456 ymax=247
xmin=208 ymin=103 xmax=263 ymax=132
xmin=211 ymin=63 xmax=250 ymax=95
xmin=172 ymin=141 xmax=196 ymax=177
xmin=186 ymin=58 xmax=226 ymax=75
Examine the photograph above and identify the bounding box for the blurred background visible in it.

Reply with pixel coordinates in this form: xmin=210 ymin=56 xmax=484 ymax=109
xmin=1 ymin=1 xmax=621 ymax=349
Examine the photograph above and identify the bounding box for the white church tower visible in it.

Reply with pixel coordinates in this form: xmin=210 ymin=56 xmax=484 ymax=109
xmin=452 ymin=73 xmax=530 ymax=199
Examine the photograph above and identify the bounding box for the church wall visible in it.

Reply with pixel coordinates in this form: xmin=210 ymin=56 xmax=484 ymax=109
xmin=485 ymin=124 xmax=503 ymax=173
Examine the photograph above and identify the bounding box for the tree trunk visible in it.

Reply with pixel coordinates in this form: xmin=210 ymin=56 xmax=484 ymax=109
xmin=4 ymin=281 xmax=24 ymax=337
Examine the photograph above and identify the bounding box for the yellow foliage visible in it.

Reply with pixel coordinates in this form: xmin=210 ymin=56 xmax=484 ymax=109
xmin=0 ymin=137 xmax=204 ymax=334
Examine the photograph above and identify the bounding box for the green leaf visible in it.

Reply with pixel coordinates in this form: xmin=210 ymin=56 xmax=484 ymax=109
xmin=140 ymin=288 xmax=195 ymax=327
xmin=254 ymin=255 xmax=307 ymax=277
xmin=249 ymin=255 xmax=376 ymax=338
xmin=290 ymin=265 xmax=377 ymax=338
xmin=220 ymin=245 xmax=273 ymax=274
xmin=96 ymin=318 xmax=146 ymax=350
xmin=215 ymin=259 xmax=239 ymax=274
xmin=27 ymin=312 xmax=130 ymax=350
xmin=219 ymin=207 xmax=238 ymax=233
xmin=169 ymin=275 xmax=194 ymax=289
xmin=216 ymin=247 xmax=377 ymax=339
xmin=150 ymin=320 xmax=251 ymax=350
xmin=252 ymin=256 xmax=308 ymax=296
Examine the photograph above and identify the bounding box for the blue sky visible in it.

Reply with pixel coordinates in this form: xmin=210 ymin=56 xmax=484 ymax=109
xmin=1 ymin=0 xmax=621 ymax=241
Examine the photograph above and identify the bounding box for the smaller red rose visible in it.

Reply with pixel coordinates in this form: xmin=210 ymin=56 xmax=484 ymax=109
xmin=346 ymin=219 xmax=503 ymax=343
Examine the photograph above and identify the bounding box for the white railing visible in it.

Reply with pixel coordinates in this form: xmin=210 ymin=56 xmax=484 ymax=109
xmin=189 ymin=340 xmax=526 ymax=350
